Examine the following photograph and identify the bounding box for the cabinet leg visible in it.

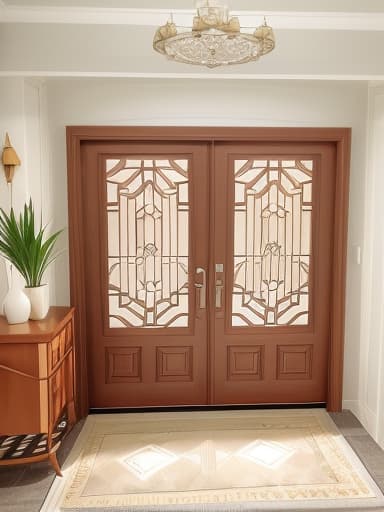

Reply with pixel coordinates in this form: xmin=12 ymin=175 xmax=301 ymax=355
xmin=48 ymin=452 xmax=62 ymax=477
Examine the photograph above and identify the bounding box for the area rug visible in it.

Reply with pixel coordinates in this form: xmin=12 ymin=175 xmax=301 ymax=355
xmin=41 ymin=409 xmax=384 ymax=511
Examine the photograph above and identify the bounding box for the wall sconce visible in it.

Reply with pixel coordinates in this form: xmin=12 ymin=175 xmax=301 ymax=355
xmin=2 ymin=133 xmax=21 ymax=184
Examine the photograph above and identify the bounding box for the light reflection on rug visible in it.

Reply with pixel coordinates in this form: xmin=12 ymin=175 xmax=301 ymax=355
xmin=42 ymin=409 xmax=384 ymax=511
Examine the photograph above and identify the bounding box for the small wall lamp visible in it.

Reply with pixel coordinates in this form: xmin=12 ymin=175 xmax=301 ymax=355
xmin=2 ymin=133 xmax=21 ymax=184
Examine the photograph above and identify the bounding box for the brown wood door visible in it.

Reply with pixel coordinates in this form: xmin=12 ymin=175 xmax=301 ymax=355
xmin=212 ymin=142 xmax=336 ymax=404
xmin=82 ymin=142 xmax=209 ymax=407
xmin=80 ymin=138 xmax=337 ymax=408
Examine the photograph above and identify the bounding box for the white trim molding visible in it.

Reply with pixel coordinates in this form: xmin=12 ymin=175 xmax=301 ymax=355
xmin=2 ymin=71 xmax=384 ymax=81
xmin=1 ymin=6 xmax=384 ymax=31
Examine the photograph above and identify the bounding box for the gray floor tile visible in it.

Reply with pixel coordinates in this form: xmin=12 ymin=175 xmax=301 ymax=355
xmin=0 ymin=480 xmax=51 ymax=512
xmin=335 ymin=426 xmax=368 ymax=437
xmin=330 ymin=410 xmax=365 ymax=430
xmin=0 ymin=465 xmax=26 ymax=487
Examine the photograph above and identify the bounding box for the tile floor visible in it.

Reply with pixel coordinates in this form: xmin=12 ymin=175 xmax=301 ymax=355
xmin=0 ymin=411 xmax=384 ymax=512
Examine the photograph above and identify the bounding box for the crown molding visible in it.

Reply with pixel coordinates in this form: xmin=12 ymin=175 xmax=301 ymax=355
xmin=1 ymin=6 xmax=384 ymax=31
xmin=0 ymin=71 xmax=382 ymax=81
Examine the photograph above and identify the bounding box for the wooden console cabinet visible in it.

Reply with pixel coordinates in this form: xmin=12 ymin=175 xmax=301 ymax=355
xmin=0 ymin=307 xmax=76 ymax=475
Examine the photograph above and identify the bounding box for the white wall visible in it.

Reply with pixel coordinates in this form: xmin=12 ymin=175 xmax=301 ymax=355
xmin=45 ymin=77 xmax=368 ymax=410
xmin=0 ymin=78 xmax=28 ymax=210
xmin=358 ymin=84 xmax=384 ymax=446
xmin=0 ymin=78 xmax=51 ymax=305
xmin=0 ymin=78 xmax=30 ymax=304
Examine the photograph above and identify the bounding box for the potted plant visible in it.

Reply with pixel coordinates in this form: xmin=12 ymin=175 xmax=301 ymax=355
xmin=0 ymin=199 xmax=62 ymax=321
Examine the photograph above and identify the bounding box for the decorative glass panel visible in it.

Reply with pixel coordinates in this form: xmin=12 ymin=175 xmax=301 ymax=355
xmin=232 ymin=159 xmax=313 ymax=327
xmin=106 ymin=158 xmax=189 ymax=328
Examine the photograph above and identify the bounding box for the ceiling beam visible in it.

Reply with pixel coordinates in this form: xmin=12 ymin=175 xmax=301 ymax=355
xmin=1 ymin=6 xmax=384 ymax=31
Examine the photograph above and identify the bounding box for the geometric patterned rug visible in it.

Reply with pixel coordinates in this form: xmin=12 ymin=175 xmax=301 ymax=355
xmin=41 ymin=409 xmax=384 ymax=511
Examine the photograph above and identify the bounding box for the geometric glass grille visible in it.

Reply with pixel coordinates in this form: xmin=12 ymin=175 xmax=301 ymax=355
xmin=232 ymin=159 xmax=313 ymax=326
xmin=106 ymin=158 xmax=189 ymax=328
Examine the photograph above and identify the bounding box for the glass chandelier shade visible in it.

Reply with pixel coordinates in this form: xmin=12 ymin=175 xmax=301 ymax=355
xmin=153 ymin=1 xmax=275 ymax=69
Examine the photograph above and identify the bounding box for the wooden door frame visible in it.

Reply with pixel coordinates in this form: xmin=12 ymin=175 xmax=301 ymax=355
xmin=67 ymin=126 xmax=351 ymax=418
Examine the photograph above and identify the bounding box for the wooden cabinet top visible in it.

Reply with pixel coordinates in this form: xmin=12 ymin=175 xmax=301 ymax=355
xmin=0 ymin=306 xmax=74 ymax=344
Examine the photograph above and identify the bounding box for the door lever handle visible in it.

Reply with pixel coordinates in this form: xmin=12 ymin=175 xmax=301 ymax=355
xmin=215 ymin=279 xmax=224 ymax=308
xmin=194 ymin=267 xmax=206 ymax=309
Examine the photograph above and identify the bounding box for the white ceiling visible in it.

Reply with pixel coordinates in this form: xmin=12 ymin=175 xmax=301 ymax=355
xmin=1 ymin=0 xmax=384 ymax=80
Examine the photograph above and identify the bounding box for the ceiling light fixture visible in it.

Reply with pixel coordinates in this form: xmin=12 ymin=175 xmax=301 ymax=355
xmin=153 ymin=0 xmax=275 ymax=69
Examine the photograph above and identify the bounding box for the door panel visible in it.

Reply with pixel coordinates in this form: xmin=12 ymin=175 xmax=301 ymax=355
xmin=213 ymin=143 xmax=336 ymax=404
xmin=82 ymin=142 xmax=209 ymax=407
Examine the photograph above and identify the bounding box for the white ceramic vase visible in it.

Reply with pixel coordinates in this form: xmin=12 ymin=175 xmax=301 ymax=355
xmin=24 ymin=284 xmax=50 ymax=320
xmin=3 ymin=280 xmax=31 ymax=324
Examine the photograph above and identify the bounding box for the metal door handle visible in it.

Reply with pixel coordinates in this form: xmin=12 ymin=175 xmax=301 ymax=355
xmin=194 ymin=267 xmax=206 ymax=309
xmin=216 ymin=279 xmax=224 ymax=308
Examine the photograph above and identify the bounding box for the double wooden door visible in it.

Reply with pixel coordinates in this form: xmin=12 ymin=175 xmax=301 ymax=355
xmin=82 ymin=140 xmax=336 ymax=408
